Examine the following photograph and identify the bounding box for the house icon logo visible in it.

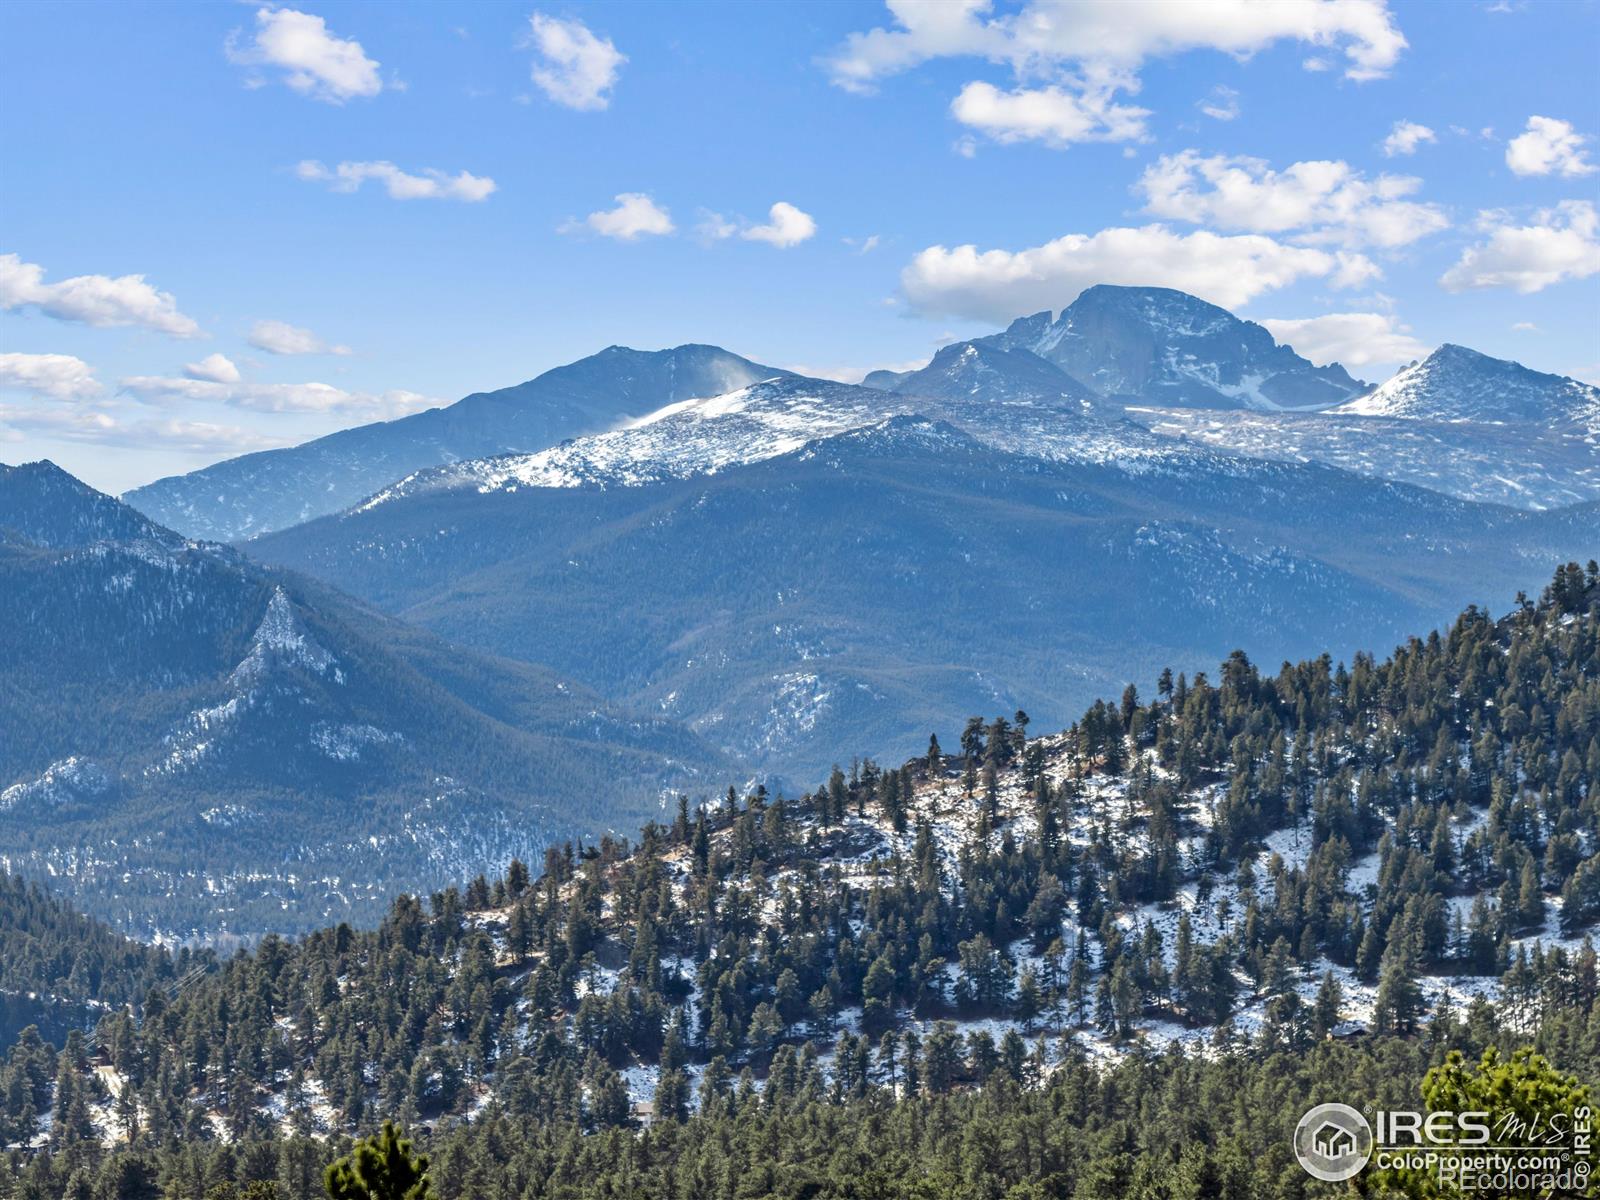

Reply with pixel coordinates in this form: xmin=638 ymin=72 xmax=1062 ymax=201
xmin=1294 ymin=1103 xmax=1373 ymax=1181
xmin=1314 ymin=1121 xmax=1355 ymax=1158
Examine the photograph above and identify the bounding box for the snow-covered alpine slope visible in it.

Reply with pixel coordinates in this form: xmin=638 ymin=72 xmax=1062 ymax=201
xmin=1332 ymin=343 xmax=1600 ymax=434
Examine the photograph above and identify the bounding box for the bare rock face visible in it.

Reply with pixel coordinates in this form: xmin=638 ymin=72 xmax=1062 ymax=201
xmin=984 ymin=284 xmax=1369 ymax=411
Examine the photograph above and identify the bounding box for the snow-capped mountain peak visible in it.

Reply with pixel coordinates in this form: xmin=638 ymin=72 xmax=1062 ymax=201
xmin=1333 ymin=344 xmax=1600 ymax=433
xmin=984 ymin=284 xmax=1370 ymax=412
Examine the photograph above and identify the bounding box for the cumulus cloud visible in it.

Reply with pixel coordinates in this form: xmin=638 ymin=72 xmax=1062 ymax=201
xmin=900 ymin=224 xmax=1377 ymax=322
xmin=295 ymin=160 xmax=496 ymax=202
xmin=0 ymin=352 xmax=102 ymax=401
xmin=950 ymin=78 xmax=1150 ymax=147
xmin=0 ymin=254 xmax=202 ymax=338
xmin=1198 ymin=85 xmax=1240 ymax=121
xmin=740 ymin=202 xmax=817 ymax=247
xmin=119 ymin=375 xmax=436 ymax=417
xmin=526 ymin=12 xmax=624 ymax=110
xmin=183 ymin=353 xmax=241 ymax=384
xmin=699 ymin=202 xmax=817 ymax=248
xmin=1440 ymin=200 xmax=1600 ymax=293
xmin=826 ymin=0 xmax=1403 ymax=143
xmin=829 ymin=0 xmax=1406 ymax=88
xmin=1382 ymin=119 xmax=1435 ymax=156
xmin=1259 ymin=311 xmax=1428 ymax=367
xmin=1137 ymin=151 xmax=1449 ymax=248
xmin=562 ymin=193 xmax=675 ymax=241
xmin=248 ymin=319 xmax=351 ymax=356
xmin=1505 ymin=116 xmax=1596 ymax=178
xmin=226 ymin=7 xmax=381 ymax=103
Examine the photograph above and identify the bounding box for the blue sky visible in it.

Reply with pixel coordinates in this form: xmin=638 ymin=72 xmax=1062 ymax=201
xmin=2 ymin=0 xmax=1597 ymax=493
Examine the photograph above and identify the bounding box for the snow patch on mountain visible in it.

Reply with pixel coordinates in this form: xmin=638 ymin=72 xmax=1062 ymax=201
xmin=0 ymin=757 xmax=111 ymax=812
xmin=1130 ymin=405 xmax=1600 ymax=510
xmin=355 ymin=377 xmax=908 ymax=504
xmin=311 ymin=722 xmax=406 ymax=762
xmin=229 ymin=587 xmax=341 ymax=688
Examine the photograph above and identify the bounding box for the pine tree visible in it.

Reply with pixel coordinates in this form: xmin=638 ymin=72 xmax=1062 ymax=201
xmin=324 ymin=1122 xmax=437 ymax=1200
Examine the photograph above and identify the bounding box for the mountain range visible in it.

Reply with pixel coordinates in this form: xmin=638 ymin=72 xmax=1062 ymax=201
xmin=127 ymin=286 xmax=1600 ymax=543
xmin=6 ymin=284 xmax=1597 ymax=941
xmin=124 ymin=344 xmax=786 ymax=542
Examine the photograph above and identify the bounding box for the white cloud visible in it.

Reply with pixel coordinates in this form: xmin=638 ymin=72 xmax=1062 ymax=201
xmin=0 ymin=353 xmax=102 ymax=401
xmin=845 ymin=234 xmax=882 ymax=254
xmin=183 ymin=353 xmax=241 ymax=384
xmin=296 ymin=160 xmax=496 ymax=202
xmin=828 ymin=0 xmax=1406 ymax=88
xmin=741 ymin=202 xmax=817 ymax=248
xmin=828 ymin=3 xmax=1402 ymax=157
xmin=248 ymin=319 xmax=351 ymax=357
xmin=1259 ymin=311 xmax=1428 ymax=367
xmin=1198 ymin=85 xmax=1240 ymax=121
xmin=563 ymin=193 xmax=675 ymax=241
xmin=695 ymin=211 xmax=739 ymax=241
xmin=950 ymin=78 xmax=1150 ymax=147
xmin=119 ymin=375 xmax=436 ymax=417
xmin=1505 ymin=116 xmax=1596 ymax=178
xmin=901 ymin=224 xmax=1376 ymax=322
xmin=526 ymin=13 xmax=624 ymax=111
xmin=0 ymin=404 xmax=283 ymax=453
xmin=0 ymin=254 xmax=202 ymax=338
xmin=1440 ymin=200 xmax=1600 ymax=293
xmin=226 ymin=7 xmax=381 ymax=103
xmin=699 ymin=202 xmax=817 ymax=248
xmin=1382 ymin=120 xmax=1435 ymax=156
xmin=1137 ymin=151 xmax=1448 ymax=248
xmin=1511 ymin=321 xmax=1539 ymax=332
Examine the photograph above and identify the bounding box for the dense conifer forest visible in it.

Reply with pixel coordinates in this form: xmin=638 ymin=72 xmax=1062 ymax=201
xmin=2 ymin=562 xmax=1597 ymax=1198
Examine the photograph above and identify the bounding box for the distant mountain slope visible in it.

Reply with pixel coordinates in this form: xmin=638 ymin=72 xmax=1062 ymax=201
xmin=0 ymin=460 xmax=180 ymax=549
xmin=1130 ymin=406 xmax=1600 ymax=511
xmin=867 ymin=340 xmax=1103 ymax=409
xmin=981 ymin=284 xmax=1370 ymax=410
xmin=0 ymin=870 xmax=187 ymax=1047
xmin=122 ymin=345 xmax=788 ymax=541
xmin=1130 ymin=345 xmax=1600 ymax=510
xmin=250 ymin=407 xmax=1595 ymax=785
xmin=0 ymin=463 xmax=726 ymax=939
xmin=1332 ymin=343 xmax=1600 ymax=432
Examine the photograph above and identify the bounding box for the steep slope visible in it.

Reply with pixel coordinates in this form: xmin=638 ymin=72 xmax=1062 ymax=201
xmin=983 ymin=284 xmax=1369 ymax=410
xmin=250 ymin=411 xmax=1595 ymax=784
xmin=0 ymin=463 xmax=725 ymax=939
xmin=1332 ymin=343 xmax=1600 ymax=432
xmin=122 ymin=345 xmax=788 ymax=541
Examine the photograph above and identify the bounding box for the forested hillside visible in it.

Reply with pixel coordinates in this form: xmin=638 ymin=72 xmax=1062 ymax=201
xmin=0 ymin=462 xmax=725 ymax=939
xmin=0 ymin=874 xmax=193 ymax=1050
xmin=4 ymin=562 xmax=1597 ymax=1197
